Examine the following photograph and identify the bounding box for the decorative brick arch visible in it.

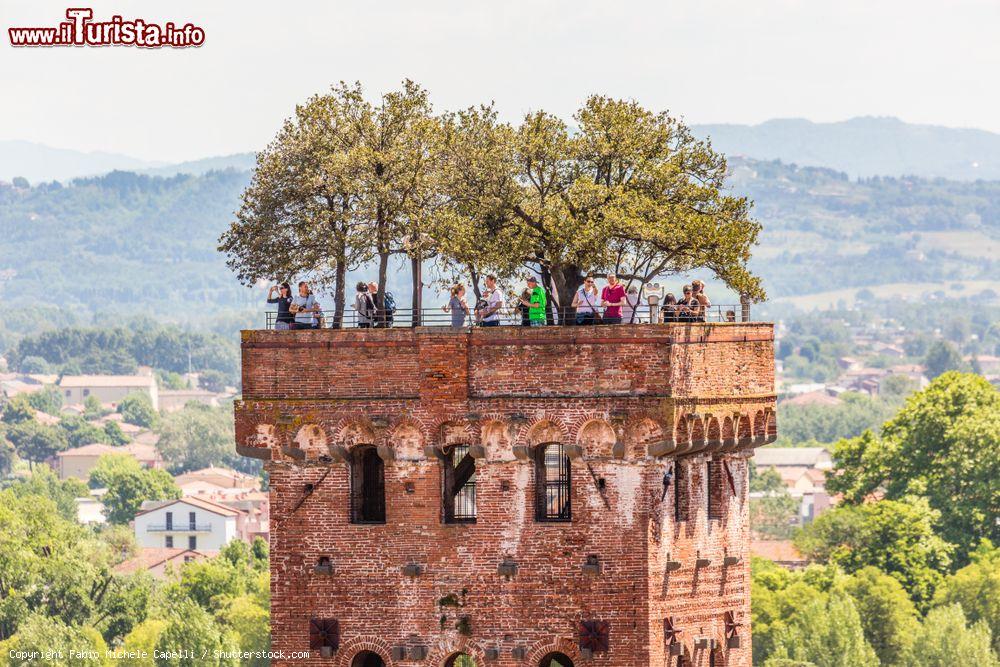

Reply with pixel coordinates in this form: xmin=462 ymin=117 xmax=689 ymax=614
xmin=575 ymin=419 xmax=617 ymax=458
xmin=721 ymin=416 xmax=735 ymax=450
xmin=705 ymin=416 xmax=722 ymax=453
xmin=675 ymin=415 xmax=690 ymax=448
xmin=390 ymin=420 xmax=426 ymax=459
xmin=525 ymin=637 xmax=581 ymax=665
xmin=523 ymin=418 xmax=569 ymax=448
xmin=478 ymin=418 xmax=512 ymax=461
xmin=425 ymin=640 xmax=487 ymax=667
xmin=337 ymin=419 xmax=378 ymax=447
xmin=438 ymin=420 xmax=476 ymax=447
xmin=690 ymin=416 xmax=705 ymax=449
xmin=737 ymin=414 xmax=753 ymax=446
xmin=753 ymin=410 xmax=766 ymax=444
xmin=765 ymin=409 xmax=778 ymax=443
xmin=293 ymin=423 xmax=328 ymax=456
xmin=334 ymin=635 xmax=395 ymax=667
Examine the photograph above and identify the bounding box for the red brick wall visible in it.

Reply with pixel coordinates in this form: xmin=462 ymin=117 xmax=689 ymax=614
xmin=236 ymin=323 xmax=774 ymax=666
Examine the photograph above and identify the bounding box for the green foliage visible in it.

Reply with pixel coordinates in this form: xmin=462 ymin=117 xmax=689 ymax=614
xmin=901 ymin=604 xmax=999 ymax=667
xmin=197 ymin=369 xmax=227 ymax=393
xmin=103 ymin=420 xmax=129 ymax=446
xmin=7 ymin=465 xmax=89 ymax=522
xmin=88 ymin=453 xmax=142 ymax=489
xmin=750 ymin=467 xmax=800 ymax=540
xmin=26 ymin=385 xmax=63 ymax=416
xmin=117 ymin=392 xmax=157 ymax=429
xmin=5 ymin=418 xmax=68 ymax=464
xmin=770 ymin=589 xmax=878 ymax=667
xmin=794 ymin=497 xmax=953 ymax=607
xmin=59 ymin=415 xmax=111 ymax=448
xmin=751 ymin=558 xmax=829 ymax=664
xmin=120 ymin=619 xmax=167 ymax=667
xmin=829 ymin=373 xmax=1000 ymax=564
xmin=777 ymin=392 xmax=896 ymax=445
xmin=100 ymin=466 xmax=179 ymax=525
xmin=0 ymin=436 xmax=14 ymax=475
xmin=933 ymin=540 xmax=1000 ymax=655
xmin=0 ymin=614 xmax=108 ymax=665
xmin=1 ymin=394 xmax=36 ymax=424
xmin=840 ymin=566 xmax=919 ymax=666
xmin=6 ymin=324 xmax=239 ymax=387
xmin=155 ymin=403 xmax=251 ymax=474
xmin=83 ymin=395 xmax=109 ymax=420
xmin=923 ymin=340 xmax=969 ymax=378
xmin=154 ymin=599 xmax=239 ymax=667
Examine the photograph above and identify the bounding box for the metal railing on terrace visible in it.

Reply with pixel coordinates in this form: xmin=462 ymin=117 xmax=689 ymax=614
xmin=263 ymin=304 xmax=753 ymax=330
xmin=146 ymin=523 xmax=213 ymax=532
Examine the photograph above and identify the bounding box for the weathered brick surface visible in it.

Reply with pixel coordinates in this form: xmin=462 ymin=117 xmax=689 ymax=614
xmin=236 ymin=323 xmax=775 ymax=666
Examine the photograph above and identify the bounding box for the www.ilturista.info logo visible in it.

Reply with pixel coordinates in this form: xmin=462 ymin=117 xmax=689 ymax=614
xmin=9 ymin=8 xmax=205 ymax=48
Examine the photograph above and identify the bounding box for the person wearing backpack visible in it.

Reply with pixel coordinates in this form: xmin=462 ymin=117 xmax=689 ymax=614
xmin=382 ymin=290 xmax=397 ymax=327
xmin=354 ymin=281 xmax=376 ymax=328
xmin=518 ymin=276 xmax=547 ymax=327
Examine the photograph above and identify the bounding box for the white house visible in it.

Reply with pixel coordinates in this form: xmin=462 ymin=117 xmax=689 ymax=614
xmin=133 ymin=496 xmax=241 ymax=552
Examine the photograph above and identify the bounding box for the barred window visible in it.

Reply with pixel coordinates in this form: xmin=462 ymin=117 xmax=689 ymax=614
xmin=535 ymin=443 xmax=571 ymax=522
xmin=350 ymin=446 xmax=385 ymax=524
xmin=674 ymin=460 xmax=689 ymax=522
xmin=443 ymin=444 xmax=477 ymax=523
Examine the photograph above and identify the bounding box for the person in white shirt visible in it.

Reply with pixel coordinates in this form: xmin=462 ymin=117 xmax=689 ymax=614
xmin=572 ymin=277 xmax=601 ymax=325
xmin=291 ymin=281 xmax=320 ymax=330
xmin=476 ymin=275 xmax=505 ymax=327
xmin=623 ymin=285 xmax=641 ymax=323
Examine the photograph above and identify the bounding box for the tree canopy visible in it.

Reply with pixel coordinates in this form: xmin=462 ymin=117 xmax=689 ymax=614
xmin=220 ymin=81 xmax=764 ymax=323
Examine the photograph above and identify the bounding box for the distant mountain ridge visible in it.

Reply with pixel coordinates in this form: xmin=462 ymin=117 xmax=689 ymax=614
xmin=0 ymin=141 xmax=256 ymax=184
xmin=693 ymin=117 xmax=1000 ymax=181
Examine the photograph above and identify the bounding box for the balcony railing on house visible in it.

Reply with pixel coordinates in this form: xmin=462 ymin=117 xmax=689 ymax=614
xmin=264 ymin=304 xmax=753 ymax=330
xmin=146 ymin=523 xmax=213 ymax=532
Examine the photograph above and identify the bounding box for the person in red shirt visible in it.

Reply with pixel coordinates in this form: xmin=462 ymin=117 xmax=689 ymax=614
xmin=601 ymin=273 xmax=626 ymax=324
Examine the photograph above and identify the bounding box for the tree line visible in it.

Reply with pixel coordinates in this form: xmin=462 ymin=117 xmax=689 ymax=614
xmin=219 ymin=81 xmax=764 ymax=326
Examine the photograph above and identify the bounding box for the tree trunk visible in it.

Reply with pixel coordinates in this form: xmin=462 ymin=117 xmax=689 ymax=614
xmin=332 ymin=257 xmax=346 ymax=329
xmin=410 ymin=253 xmax=422 ymax=327
xmin=539 ymin=265 xmax=556 ymax=325
xmin=550 ymin=264 xmax=585 ymax=325
xmin=376 ymin=250 xmax=389 ymax=326
xmin=470 ymin=267 xmax=482 ymax=301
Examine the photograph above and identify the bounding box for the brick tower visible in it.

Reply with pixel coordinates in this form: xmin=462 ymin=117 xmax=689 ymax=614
xmin=235 ymin=322 xmax=776 ymax=667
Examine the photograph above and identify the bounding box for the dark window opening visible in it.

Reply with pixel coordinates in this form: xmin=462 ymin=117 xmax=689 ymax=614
xmin=674 ymin=461 xmax=689 ymax=522
xmin=351 ymin=651 xmax=385 ymax=667
xmin=539 ymin=652 xmax=574 ymax=667
xmin=351 ymin=446 xmax=386 ymax=524
xmin=188 ymin=511 xmax=196 ymax=530
xmin=443 ymin=444 xmax=477 ymax=523
xmin=708 ymin=459 xmax=725 ymax=520
xmin=164 ymin=535 xmax=173 ymax=548
xmin=188 ymin=535 xmax=196 ymax=550
xmin=165 ymin=511 xmax=173 ymax=530
xmin=535 ymin=443 xmax=571 ymax=522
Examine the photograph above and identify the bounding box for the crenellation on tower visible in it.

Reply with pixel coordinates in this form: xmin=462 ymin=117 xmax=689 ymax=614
xmin=236 ymin=322 xmax=775 ymax=666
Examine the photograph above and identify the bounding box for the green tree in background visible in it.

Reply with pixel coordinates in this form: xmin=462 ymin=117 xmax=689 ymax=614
xmin=923 ymin=340 xmax=967 ymax=379
xmin=933 ymin=540 xmax=1000 ymax=655
xmin=769 ymin=589 xmax=878 ymax=667
xmin=750 ymin=466 xmax=800 ymax=539
xmin=156 ymin=403 xmax=239 ymax=474
xmin=99 ymin=464 xmax=180 ymax=525
xmin=1 ymin=394 xmax=36 ymax=424
xmin=795 ymin=497 xmax=953 ymax=607
xmin=59 ymin=414 xmax=111 ymax=448
xmin=103 ymin=420 xmax=130 ymax=445
xmin=901 ymin=604 xmax=999 ymax=667
xmin=153 ymin=599 xmax=239 ymax=667
xmin=6 ymin=419 xmax=68 ymax=466
xmin=826 ymin=373 xmax=999 ymax=564
xmin=840 ymin=566 xmax=919 ymax=666
xmin=0 ymin=615 xmax=108 ymax=666
xmin=118 ymin=392 xmax=158 ymax=429
xmin=26 ymin=385 xmax=63 ymax=416
xmin=7 ymin=464 xmax=88 ymax=522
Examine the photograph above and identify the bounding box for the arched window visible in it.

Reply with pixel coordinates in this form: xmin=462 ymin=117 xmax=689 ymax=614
xmin=535 ymin=443 xmax=571 ymax=522
xmin=350 ymin=651 xmax=385 ymax=667
xmin=443 ymin=444 xmax=476 ymax=523
xmin=539 ymin=652 xmax=574 ymax=667
xmin=444 ymin=653 xmax=477 ymax=667
xmin=350 ymin=446 xmax=385 ymax=524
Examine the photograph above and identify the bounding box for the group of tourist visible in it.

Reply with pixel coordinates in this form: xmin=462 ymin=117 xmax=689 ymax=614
xmin=267 ymin=274 xmax=716 ymax=329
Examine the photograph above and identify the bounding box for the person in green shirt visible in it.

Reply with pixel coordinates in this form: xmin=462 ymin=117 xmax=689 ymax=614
xmin=519 ymin=276 xmax=547 ymax=326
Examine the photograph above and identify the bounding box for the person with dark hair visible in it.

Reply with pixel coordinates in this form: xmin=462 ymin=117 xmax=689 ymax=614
xmin=354 ymin=281 xmax=376 ymax=328
xmin=476 ymin=275 xmax=504 ymax=327
xmin=678 ymin=284 xmax=697 ymax=323
xmin=662 ymin=293 xmax=679 ymax=323
xmin=290 ymin=281 xmax=320 ymax=329
xmin=601 ymin=273 xmax=626 ymax=325
xmin=519 ymin=276 xmax=547 ymax=327
xmin=572 ymin=276 xmax=600 ymax=325
xmin=443 ymin=284 xmax=470 ymax=329
xmin=267 ymin=282 xmax=293 ymax=330
xmin=691 ymin=279 xmax=710 ymax=322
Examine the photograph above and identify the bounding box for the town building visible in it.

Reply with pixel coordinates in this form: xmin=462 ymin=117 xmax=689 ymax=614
xmin=114 ymin=547 xmax=209 ymax=579
xmin=752 ymin=447 xmax=832 ymax=523
xmin=134 ymin=496 xmax=243 ymax=551
xmin=235 ymin=322 xmax=776 ymax=666
xmin=159 ymin=388 xmax=223 ymax=412
xmin=57 ymin=374 xmax=159 ymax=410
xmin=54 ymin=442 xmax=164 ymax=480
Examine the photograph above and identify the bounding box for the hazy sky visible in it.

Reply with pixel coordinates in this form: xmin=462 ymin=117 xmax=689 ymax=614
xmin=2 ymin=0 xmax=998 ymax=162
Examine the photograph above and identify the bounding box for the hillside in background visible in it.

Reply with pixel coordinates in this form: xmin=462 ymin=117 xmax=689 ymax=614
xmin=695 ymin=117 xmax=1000 ymax=181
xmin=1 ymin=156 xmax=998 ymax=345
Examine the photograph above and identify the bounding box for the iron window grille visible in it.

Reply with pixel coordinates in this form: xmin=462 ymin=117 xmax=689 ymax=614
xmin=535 ymin=443 xmax=571 ymax=522
xmin=443 ymin=444 xmax=477 ymax=523
xmin=350 ymin=446 xmax=386 ymax=524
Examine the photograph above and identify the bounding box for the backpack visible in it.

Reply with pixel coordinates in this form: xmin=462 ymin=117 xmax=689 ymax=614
xmin=383 ymin=291 xmax=397 ymax=314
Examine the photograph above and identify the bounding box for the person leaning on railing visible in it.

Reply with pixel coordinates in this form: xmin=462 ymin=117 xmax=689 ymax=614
xmin=354 ymin=281 xmax=376 ymax=328
xmin=476 ymin=275 xmax=504 ymax=327
xmin=519 ymin=276 xmax=547 ymax=327
xmin=443 ymin=284 xmax=471 ymax=329
xmin=290 ymin=281 xmax=321 ymax=330
xmin=601 ymin=273 xmax=626 ymax=325
xmin=572 ymin=277 xmax=601 ymax=325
